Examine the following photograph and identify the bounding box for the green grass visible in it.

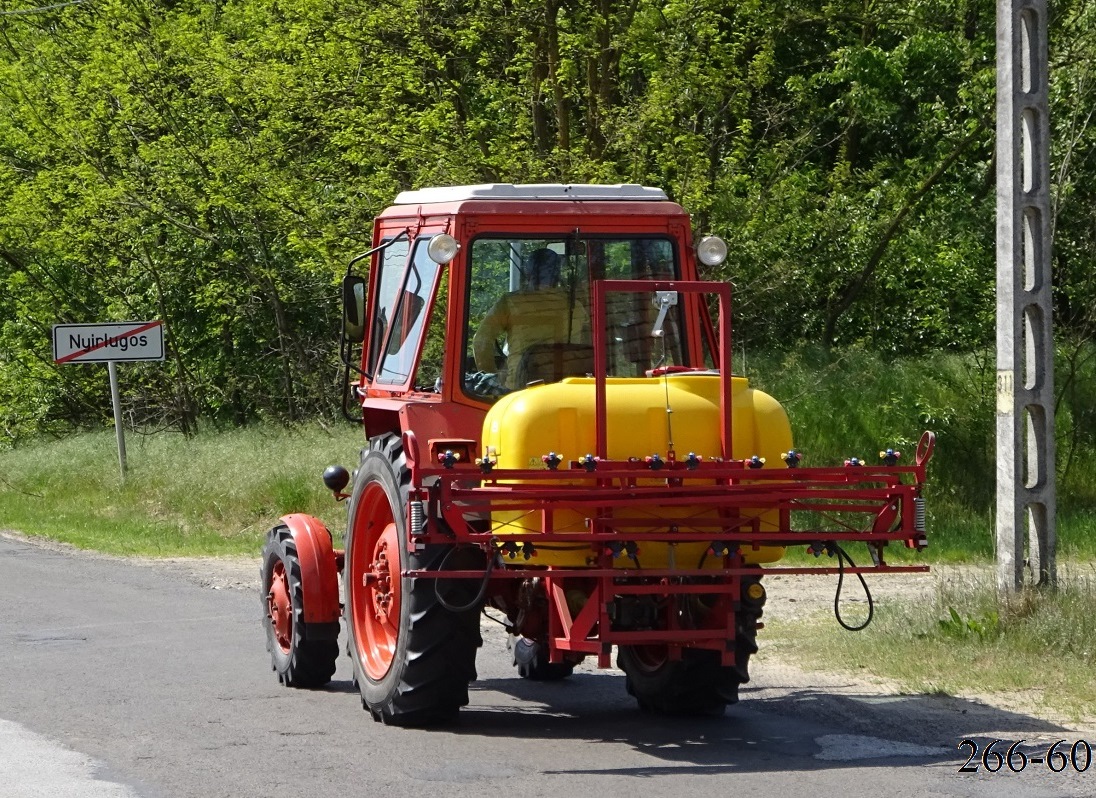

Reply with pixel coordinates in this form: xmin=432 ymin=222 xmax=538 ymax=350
xmin=763 ymin=565 xmax=1096 ymax=723
xmin=0 ymin=423 xmax=364 ymax=555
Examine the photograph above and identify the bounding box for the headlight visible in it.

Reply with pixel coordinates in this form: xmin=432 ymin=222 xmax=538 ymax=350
xmin=427 ymin=233 xmax=460 ymax=264
xmin=696 ymin=235 xmax=728 ymax=267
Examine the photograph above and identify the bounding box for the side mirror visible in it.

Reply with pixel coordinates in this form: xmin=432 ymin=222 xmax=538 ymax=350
xmin=342 ymin=275 xmax=366 ymax=343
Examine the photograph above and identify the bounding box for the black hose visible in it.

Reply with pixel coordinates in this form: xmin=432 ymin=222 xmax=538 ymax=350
xmin=833 ymin=543 xmax=874 ymax=631
xmin=434 ymin=547 xmax=497 ymax=614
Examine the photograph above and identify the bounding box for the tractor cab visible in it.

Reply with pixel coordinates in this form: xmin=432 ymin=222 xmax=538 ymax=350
xmin=341 ymin=184 xmax=728 ymax=440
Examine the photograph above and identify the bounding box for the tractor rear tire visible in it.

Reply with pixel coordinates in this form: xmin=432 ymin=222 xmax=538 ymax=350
xmin=617 ymin=646 xmax=738 ymax=715
xmin=261 ymin=525 xmax=339 ymax=688
xmin=509 ymin=635 xmax=575 ymax=681
xmin=344 ymin=434 xmax=482 ymax=726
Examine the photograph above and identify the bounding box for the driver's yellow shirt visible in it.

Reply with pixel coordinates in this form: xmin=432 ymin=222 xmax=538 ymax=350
xmin=473 ymin=288 xmax=591 ymax=389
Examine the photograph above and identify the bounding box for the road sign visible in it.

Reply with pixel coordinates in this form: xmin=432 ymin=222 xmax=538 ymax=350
xmin=52 ymin=321 xmax=164 ymax=364
xmin=51 ymin=320 xmax=165 ymax=480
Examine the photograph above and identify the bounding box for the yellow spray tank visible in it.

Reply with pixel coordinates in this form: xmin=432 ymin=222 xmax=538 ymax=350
xmin=481 ymin=373 xmax=794 ymax=567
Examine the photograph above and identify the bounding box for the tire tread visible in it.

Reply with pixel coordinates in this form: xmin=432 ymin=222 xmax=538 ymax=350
xmin=348 ymin=434 xmax=481 ymax=726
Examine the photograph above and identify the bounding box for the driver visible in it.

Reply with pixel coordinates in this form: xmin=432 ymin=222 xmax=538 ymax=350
xmin=472 ymin=248 xmax=590 ymax=389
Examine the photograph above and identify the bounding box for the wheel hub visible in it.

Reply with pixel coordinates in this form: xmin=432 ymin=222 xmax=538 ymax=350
xmin=267 ymin=561 xmax=293 ymax=653
xmin=349 ymin=485 xmax=402 ymax=682
xmin=369 ymin=538 xmax=395 ymax=625
xmin=628 ymin=644 xmax=670 ymax=673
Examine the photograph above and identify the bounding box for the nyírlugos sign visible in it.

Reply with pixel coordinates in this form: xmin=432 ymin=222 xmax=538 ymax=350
xmin=52 ymin=321 xmax=164 ymax=364
xmin=51 ymin=320 xmax=165 ymax=479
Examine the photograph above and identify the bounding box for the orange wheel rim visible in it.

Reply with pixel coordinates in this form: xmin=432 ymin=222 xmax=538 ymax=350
xmin=267 ymin=561 xmax=293 ymax=654
xmin=349 ymin=481 xmax=402 ymax=681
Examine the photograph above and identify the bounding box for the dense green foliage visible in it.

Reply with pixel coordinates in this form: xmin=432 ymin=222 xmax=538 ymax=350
xmin=1 ymin=0 xmax=1095 ymax=439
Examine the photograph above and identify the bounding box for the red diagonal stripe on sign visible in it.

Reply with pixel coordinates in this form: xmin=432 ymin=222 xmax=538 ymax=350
xmin=55 ymin=320 xmax=163 ymax=364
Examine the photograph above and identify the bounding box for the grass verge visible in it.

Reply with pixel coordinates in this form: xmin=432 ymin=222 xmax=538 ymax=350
xmin=2 ymin=346 xmax=1094 ymax=561
xmin=0 ymin=423 xmax=363 ymax=556
xmin=763 ymin=565 xmax=1096 ymax=724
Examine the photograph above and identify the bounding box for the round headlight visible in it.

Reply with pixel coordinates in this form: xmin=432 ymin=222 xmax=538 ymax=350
xmin=427 ymin=233 xmax=460 ymax=264
xmin=696 ymin=235 xmax=728 ymax=267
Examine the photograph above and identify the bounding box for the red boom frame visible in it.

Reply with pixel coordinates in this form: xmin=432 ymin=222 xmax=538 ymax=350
xmin=389 ymin=280 xmax=933 ymax=668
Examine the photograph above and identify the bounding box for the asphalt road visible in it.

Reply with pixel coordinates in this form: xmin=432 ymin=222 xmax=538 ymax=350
xmin=1 ymin=533 xmax=1092 ymax=798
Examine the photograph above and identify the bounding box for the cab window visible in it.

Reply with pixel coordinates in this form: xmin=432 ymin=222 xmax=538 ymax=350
xmin=376 ymin=240 xmax=440 ymax=386
xmin=462 ymin=236 xmax=684 ymax=400
xmin=367 ymin=238 xmax=410 ymax=377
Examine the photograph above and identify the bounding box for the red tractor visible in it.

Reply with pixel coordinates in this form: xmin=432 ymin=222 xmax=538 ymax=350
xmin=260 ymin=184 xmax=934 ymax=725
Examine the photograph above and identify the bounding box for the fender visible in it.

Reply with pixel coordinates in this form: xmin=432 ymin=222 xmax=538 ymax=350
xmin=280 ymin=513 xmax=342 ymax=628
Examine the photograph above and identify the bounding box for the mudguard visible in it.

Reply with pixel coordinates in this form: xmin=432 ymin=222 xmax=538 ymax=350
xmin=279 ymin=513 xmax=342 ymax=627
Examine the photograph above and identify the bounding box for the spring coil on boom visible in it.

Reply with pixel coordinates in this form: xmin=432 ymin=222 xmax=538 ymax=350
xmin=409 ymin=500 xmax=426 ymax=536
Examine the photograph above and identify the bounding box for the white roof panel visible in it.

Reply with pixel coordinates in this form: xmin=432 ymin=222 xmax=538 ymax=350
xmin=393 ymin=184 xmax=669 ymax=205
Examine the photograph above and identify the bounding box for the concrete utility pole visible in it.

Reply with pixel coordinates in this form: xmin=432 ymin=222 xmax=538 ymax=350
xmin=996 ymin=0 xmax=1056 ymax=591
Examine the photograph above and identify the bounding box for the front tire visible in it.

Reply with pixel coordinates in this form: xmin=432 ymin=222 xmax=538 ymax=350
xmin=344 ymin=434 xmax=482 ymax=726
xmin=261 ymin=525 xmax=338 ymax=688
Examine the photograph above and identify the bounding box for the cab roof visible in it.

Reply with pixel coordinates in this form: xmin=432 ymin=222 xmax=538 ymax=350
xmin=393 ymin=184 xmax=669 ymax=205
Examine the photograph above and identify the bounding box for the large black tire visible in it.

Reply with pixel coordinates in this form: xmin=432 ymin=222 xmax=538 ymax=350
xmin=508 ymin=635 xmax=575 ymax=681
xmin=617 ymin=577 xmax=763 ymax=714
xmin=617 ymin=646 xmax=737 ymax=715
xmin=344 ymin=434 xmax=482 ymax=726
xmin=260 ymin=525 xmax=339 ymax=688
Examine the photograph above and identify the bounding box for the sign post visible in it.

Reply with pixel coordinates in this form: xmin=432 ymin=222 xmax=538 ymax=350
xmin=107 ymin=361 xmax=127 ymax=478
xmin=52 ymin=321 xmax=166 ymax=480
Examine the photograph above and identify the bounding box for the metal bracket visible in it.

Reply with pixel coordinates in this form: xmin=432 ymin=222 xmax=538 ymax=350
xmin=651 ymin=291 xmax=678 ymax=338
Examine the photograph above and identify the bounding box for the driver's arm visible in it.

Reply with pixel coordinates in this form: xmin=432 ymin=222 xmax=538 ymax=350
xmin=472 ymin=295 xmax=509 ymax=372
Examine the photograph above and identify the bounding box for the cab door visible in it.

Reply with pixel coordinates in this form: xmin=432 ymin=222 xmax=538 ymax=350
xmin=366 ymin=234 xmax=446 ymax=395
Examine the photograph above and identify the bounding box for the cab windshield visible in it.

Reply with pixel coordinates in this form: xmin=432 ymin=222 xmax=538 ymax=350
xmin=462 ymin=236 xmax=685 ymax=400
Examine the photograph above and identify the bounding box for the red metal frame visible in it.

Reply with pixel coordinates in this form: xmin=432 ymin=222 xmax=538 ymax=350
xmin=404 ymin=443 xmax=931 ymax=668
xmin=419 ymin=452 xmax=931 ymax=551
xmin=592 ymin=279 xmax=732 ymax=458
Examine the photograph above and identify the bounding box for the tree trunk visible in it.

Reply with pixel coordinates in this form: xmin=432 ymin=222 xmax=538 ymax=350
xmin=545 ymin=0 xmax=570 ymax=152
